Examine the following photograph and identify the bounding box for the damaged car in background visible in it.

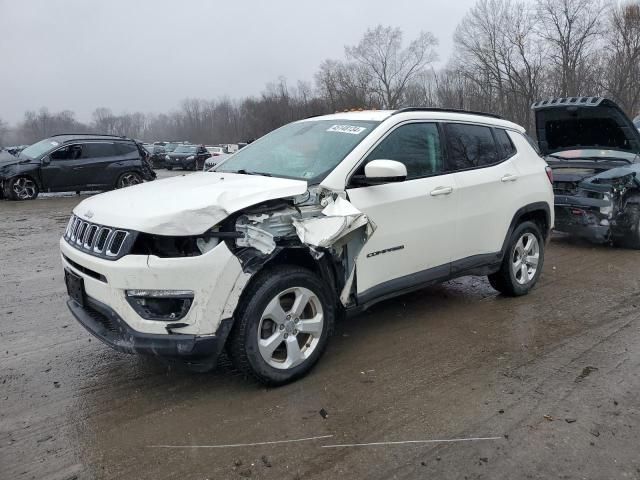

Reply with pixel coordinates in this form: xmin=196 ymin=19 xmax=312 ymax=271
xmin=60 ymin=108 xmax=553 ymax=385
xmin=0 ymin=134 xmax=156 ymax=200
xmin=532 ymin=97 xmax=640 ymax=248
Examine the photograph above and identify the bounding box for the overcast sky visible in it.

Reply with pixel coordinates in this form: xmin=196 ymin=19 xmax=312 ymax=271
xmin=0 ymin=0 xmax=477 ymax=124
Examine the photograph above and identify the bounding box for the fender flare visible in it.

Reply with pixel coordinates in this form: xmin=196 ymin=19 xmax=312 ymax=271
xmin=499 ymin=202 xmax=551 ymax=261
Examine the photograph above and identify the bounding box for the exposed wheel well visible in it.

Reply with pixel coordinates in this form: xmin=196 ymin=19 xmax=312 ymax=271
xmin=518 ymin=209 xmax=549 ymax=240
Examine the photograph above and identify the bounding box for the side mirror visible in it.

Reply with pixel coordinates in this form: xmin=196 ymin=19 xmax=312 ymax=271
xmin=42 ymin=156 xmax=51 ymax=166
xmin=352 ymin=159 xmax=407 ymax=186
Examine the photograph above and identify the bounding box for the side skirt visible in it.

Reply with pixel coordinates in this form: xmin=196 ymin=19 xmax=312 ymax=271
xmin=350 ymin=252 xmax=501 ymax=315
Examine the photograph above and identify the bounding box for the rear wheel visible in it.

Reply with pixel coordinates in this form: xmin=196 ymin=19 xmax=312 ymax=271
xmin=488 ymin=221 xmax=544 ymax=296
xmin=227 ymin=266 xmax=334 ymax=386
xmin=116 ymin=172 xmax=142 ymax=189
xmin=5 ymin=176 xmax=39 ymax=200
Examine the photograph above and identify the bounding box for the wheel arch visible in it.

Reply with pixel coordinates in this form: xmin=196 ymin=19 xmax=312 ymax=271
xmin=499 ymin=202 xmax=551 ymax=261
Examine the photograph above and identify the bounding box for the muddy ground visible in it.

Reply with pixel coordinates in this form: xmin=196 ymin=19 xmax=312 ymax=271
xmin=1 ymin=176 xmax=640 ymax=479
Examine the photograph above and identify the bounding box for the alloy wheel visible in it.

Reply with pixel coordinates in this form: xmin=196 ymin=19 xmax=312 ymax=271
xmin=12 ymin=177 xmax=37 ymax=199
xmin=257 ymin=286 xmax=324 ymax=370
xmin=511 ymin=232 xmax=540 ymax=285
xmin=118 ymin=173 xmax=141 ymax=188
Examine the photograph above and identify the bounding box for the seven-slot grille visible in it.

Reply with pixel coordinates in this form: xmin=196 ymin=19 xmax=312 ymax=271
xmin=64 ymin=215 xmax=131 ymax=259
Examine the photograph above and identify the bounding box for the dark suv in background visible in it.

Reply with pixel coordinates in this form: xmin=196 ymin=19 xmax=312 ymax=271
xmin=0 ymin=134 xmax=156 ymax=200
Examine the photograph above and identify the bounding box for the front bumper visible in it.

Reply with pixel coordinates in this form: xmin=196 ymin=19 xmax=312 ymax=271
xmin=554 ymin=201 xmax=610 ymax=243
xmin=60 ymin=238 xmax=248 ymax=336
xmin=67 ymin=295 xmax=233 ymax=362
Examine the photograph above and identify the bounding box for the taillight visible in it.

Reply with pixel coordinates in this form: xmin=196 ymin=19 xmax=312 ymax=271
xmin=545 ymin=166 xmax=553 ymax=184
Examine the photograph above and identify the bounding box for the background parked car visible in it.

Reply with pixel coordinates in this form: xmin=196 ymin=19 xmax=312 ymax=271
xmin=0 ymin=134 xmax=156 ymax=200
xmin=205 ymin=145 xmax=228 ymax=156
xmin=165 ymin=144 xmax=211 ymax=170
xmin=203 ymin=152 xmax=229 ymax=170
xmin=142 ymin=143 xmax=167 ymax=168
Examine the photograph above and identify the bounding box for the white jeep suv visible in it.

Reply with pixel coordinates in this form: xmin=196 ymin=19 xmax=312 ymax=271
xmin=61 ymin=108 xmax=554 ymax=385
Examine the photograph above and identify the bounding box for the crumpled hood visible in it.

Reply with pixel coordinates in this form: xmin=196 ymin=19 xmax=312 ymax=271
xmin=531 ymin=97 xmax=640 ymax=156
xmin=0 ymin=151 xmax=22 ymax=168
xmin=73 ymin=172 xmax=308 ymax=235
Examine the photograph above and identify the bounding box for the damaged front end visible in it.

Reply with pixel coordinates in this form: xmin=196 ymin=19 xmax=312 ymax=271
xmin=227 ymin=186 xmax=375 ymax=308
xmin=552 ymin=166 xmax=640 ymax=243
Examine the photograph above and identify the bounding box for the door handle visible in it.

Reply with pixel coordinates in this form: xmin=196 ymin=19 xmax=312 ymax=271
xmin=430 ymin=186 xmax=453 ymax=196
xmin=501 ymin=174 xmax=518 ymax=182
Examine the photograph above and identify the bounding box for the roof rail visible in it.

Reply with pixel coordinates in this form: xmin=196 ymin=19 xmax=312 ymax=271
xmin=50 ymin=133 xmax=129 ymax=138
xmin=393 ymin=107 xmax=504 ymax=120
xmin=531 ymin=97 xmax=606 ymax=110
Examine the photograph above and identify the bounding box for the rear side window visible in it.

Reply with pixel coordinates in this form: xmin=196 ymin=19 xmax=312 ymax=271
xmin=444 ymin=123 xmax=499 ymax=171
xmin=364 ymin=122 xmax=443 ymax=179
xmin=82 ymin=143 xmax=117 ymax=158
xmin=494 ymin=129 xmax=517 ymax=160
xmin=114 ymin=142 xmax=138 ymax=156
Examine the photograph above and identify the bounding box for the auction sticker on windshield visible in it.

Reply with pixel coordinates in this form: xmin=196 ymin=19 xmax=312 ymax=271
xmin=327 ymin=125 xmax=367 ymax=135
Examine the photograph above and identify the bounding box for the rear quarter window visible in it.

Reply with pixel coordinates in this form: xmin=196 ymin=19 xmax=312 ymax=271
xmin=495 ymin=129 xmax=517 ymax=160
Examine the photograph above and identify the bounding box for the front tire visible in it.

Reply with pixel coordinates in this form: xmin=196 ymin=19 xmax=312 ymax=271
xmin=227 ymin=266 xmax=335 ymax=386
xmin=167 ymin=166 xmax=173 ymax=171
xmin=614 ymin=203 xmax=640 ymax=249
xmin=5 ymin=176 xmax=39 ymax=200
xmin=488 ymin=221 xmax=544 ymax=296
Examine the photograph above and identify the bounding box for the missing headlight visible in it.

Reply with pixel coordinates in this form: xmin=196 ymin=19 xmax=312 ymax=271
xmin=130 ymin=229 xmax=241 ymax=257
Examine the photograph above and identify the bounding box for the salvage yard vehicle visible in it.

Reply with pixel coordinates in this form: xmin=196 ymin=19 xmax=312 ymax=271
xmin=0 ymin=134 xmax=156 ymax=200
xmin=60 ymin=108 xmax=553 ymax=385
xmin=532 ymin=97 xmax=640 ymax=247
xmin=165 ymin=144 xmax=211 ymax=171
xmin=203 ymin=152 xmax=229 ymax=171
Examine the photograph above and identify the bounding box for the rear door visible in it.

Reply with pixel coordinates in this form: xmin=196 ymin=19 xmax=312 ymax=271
xmin=79 ymin=142 xmax=119 ymax=187
xmin=443 ymin=123 xmax=521 ymax=265
xmin=346 ymin=122 xmax=458 ymax=299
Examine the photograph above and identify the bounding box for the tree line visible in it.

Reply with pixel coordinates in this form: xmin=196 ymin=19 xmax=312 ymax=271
xmin=2 ymin=0 xmax=639 ymax=147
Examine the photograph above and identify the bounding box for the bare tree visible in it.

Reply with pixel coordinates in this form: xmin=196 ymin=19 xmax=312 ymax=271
xmin=601 ymin=1 xmax=640 ymax=116
xmin=535 ymin=0 xmax=607 ymax=96
xmin=345 ymin=25 xmax=438 ymax=108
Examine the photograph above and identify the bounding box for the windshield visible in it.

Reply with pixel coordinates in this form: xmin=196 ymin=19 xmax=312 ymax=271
xmin=217 ymin=120 xmax=379 ymax=182
xmin=164 ymin=143 xmax=179 ymax=152
xmin=548 ymin=149 xmax=639 ymax=162
xmin=174 ymin=145 xmax=197 ymax=154
xmin=634 ymin=117 xmax=640 ymax=129
xmin=19 ymin=139 xmax=60 ymax=159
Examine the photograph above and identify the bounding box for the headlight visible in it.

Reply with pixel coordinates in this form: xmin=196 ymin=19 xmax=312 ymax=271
xmin=126 ymin=289 xmax=194 ymax=321
xmin=165 ymin=155 xmax=170 ymax=160
xmin=186 ymin=155 xmax=195 ymax=161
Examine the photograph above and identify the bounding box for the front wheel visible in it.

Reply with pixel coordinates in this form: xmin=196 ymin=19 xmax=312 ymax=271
xmin=227 ymin=266 xmax=335 ymax=386
xmin=166 ymin=166 xmax=173 ymax=171
xmin=116 ymin=172 xmax=142 ymax=189
xmin=5 ymin=176 xmax=39 ymax=200
xmin=488 ymin=221 xmax=544 ymax=296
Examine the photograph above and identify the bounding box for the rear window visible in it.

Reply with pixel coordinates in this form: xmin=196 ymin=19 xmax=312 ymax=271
xmin=83 ymin=143 xmax=117 ymax=158
xmin=114 ymin=142 xmax=139 ymax=155
xmin=444 ymin=123 xmax=499 ymax=171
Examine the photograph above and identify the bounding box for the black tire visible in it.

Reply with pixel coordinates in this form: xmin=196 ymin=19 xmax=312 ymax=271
xmin=227 ymin=265 xmax=335 ymax=386
xmin=115 ymin=171 xmax=143 ymax=189
xmin=488 ymin=221 xmax=545 ymax=296
xmin=614 ymin=203 xmax=640 ymax=249
xmin=5 ymin=176 xmax=39 ymax=200
xmin=167 ymin=166 xmax=173 ymax=171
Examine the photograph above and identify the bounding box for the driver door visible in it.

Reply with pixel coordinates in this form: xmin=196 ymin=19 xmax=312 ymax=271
xmin=40 ymin=144 xmax=85 ymax=191
xmin=346 ymin=122 xmax=458 ymax=300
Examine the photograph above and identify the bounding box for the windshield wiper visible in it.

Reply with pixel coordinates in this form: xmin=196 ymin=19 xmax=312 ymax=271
xmin=235 ymin=169 xmax=272 ymax=177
